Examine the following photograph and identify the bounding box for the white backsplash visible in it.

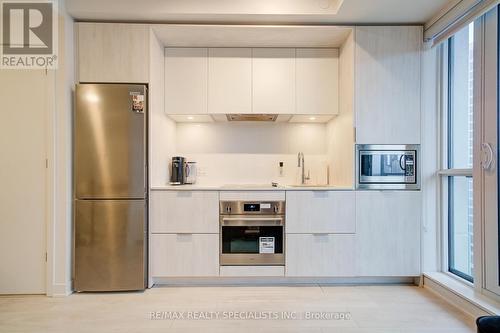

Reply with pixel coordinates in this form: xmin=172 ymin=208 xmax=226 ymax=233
xmin=175 ymin=122 xmax=326 ymax=154
xmin=157 ymin=121 xmax=333 ymax=186
xmin=180 ymin=153 xmax=329 ymax=186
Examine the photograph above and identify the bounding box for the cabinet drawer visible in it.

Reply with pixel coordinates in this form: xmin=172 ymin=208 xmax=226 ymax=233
xmin=286 ymin=234 xmax=355 ymax=277
xmin=151 ymin=234 xmax=219 ymax=277
xmin=286 ymin=191 xmax=355 ymax=233
xmin=150 ymin=191 xmax=219 ymax=233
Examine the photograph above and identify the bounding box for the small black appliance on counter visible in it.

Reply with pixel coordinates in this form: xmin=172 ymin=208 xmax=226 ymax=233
xmin=170 ymin=156 xmax=185 ymax=185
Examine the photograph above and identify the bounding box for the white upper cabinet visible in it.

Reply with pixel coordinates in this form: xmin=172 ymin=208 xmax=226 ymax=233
xmin=77 ymin=23 xmax=149 ymax=83
xmin=296 ymin=48 xmax=339 ymax=115
xmin=208 ymin=48 xmax=252 ymax=114
xmin=355 ymin=26 xmax=422 ymax=144
xmin=163 ymin=47 xmax=341 ymax=115
xmin=252 ymin=48 xmax=296 ymax=114
xmin=164 ymin=48 xmax=208 ymax=114
xmin=355 ymin=191 xmax=421 ymax=276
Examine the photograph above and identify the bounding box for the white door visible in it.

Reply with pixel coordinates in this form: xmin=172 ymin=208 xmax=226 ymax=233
xmin=0 ymin=70 xmax=47 ymax=294
xmin=480 ymin=7 xmax=500 ymax=296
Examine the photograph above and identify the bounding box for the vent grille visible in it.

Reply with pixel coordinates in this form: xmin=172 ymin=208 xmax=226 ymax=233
xmin=226 ymin=114 xmax=278 ymax=122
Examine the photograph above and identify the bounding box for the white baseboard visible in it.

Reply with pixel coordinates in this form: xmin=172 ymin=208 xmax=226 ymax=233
xmin=152 ymin=276 xmax=416 ymax=286
xmin=423 ymin=272 xmax=500 ymax=317
xmin=50 ymin=283 xmax=73 ymax=297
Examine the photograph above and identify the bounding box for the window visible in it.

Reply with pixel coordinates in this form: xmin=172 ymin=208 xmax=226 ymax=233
xmin=443 ymin=23 xmax=474 ymax=282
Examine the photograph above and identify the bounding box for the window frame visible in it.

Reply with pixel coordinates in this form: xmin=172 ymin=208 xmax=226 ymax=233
xmin=439 ymin=31 xmax=475 ymax=283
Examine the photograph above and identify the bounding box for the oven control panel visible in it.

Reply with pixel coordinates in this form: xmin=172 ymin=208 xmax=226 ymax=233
xmin=220 ymin=201 xmax=285 ymax=215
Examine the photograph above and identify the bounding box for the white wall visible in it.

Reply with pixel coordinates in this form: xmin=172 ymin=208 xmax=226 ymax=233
xmin=0 ymin=0 xmax=75 ymax=296
xmin=421 ymin=45 xmax=440 ymax=272
xmin=149 ymin=30 xmax=176 ymax=187
xmin=0 ymin=70 xmax=48 ymax=294
xmin=47 ymin=0 xmax=75 ymax=296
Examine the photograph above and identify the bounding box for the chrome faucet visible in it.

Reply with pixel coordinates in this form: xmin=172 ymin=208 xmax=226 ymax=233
xmin=297 ymin=152 xmax=310 ymax=185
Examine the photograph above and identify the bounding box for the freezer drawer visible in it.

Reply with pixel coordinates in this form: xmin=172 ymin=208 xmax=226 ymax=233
xmin=74 ymin=199 xmax=146 ymax=291
xmin=75 ymin=84 xmax=146 ymax=199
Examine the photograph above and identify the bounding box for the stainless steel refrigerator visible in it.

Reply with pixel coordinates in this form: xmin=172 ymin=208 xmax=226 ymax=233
xmin=74 ymin=84 xmax=147 ymax=292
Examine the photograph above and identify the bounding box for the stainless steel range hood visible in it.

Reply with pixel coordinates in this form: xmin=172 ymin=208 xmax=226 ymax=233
xmin=226 ymin=114 xmax=278 ymax=122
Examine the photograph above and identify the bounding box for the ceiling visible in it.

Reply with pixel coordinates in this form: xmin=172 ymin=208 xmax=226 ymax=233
xmin=67 ymin=0 xmax=453 ymax=25
xmin=153 ymin=25 xmax=352 ymax=47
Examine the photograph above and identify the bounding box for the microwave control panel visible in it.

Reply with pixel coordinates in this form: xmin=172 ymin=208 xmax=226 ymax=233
xmin=404 ymin=154 xmax=416 ymax=182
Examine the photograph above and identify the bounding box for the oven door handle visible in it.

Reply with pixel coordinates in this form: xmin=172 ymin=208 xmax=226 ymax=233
xmin=221 ymin=217 xmax=284 ymax=226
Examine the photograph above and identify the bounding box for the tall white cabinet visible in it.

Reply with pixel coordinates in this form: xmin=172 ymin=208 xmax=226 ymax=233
xmin=354 ymin=26 xmax=422 ymax=144
xmin=355 ymin=191 xmax=421 ymax=276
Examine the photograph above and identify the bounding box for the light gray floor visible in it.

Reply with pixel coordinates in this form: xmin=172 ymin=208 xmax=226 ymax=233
xmin=0 ymin=285 xmax=476 ymax=332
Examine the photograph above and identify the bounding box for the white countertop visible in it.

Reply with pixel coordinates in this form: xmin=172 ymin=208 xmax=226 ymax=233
xmin=150 ymin=184 xmax=354 ymax=191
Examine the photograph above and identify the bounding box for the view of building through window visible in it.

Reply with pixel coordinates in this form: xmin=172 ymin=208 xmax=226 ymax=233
xmin=447 ymin=23 xmax=474 ymax=282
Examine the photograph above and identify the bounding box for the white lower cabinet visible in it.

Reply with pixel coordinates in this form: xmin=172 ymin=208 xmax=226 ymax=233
xmin=150 ymin=191 xmax=219 ymax=233
xmin=286 ymin=191 xmax=355 ymax=233
xmin=286 ymin=234 xmax=356 ymax=277
xmin=151 ymin=234 xmax=219 ymax=277
xmin=355 ymin=191 xmax=421 ymax=276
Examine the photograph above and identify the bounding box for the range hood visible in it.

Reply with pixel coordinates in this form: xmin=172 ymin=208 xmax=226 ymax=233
xmin=226 ymin=114 xmax=278 ymax=122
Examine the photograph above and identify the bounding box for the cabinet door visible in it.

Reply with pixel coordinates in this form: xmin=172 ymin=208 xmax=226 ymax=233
xmin=252 ymin=48 xmax=295 ymax=114
xmin=286 ymin=191 xmax=355 ymax=233
xmin=296 ymin=48 xmax=339 ymax=115
xmin=208 ymin=48 xmax=252 ymax=114
xmin=150 ymin=191 xmax=219 ymax=233
xmin=355 ymin=26 xmax=422 ymax=144
xmin=286 ymin=234 xmax=356 ymax=277
xmin=165 ymin=48 xmax=208 ymax=114
xmin=77 ymin=23 xmax=149 ymax=83
xmin=151 ymin=234 xmax=219 ymax=277
xmin=355 ymin=191 xmax=421 ymax=276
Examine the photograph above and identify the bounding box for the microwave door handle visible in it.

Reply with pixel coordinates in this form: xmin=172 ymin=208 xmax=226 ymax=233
xmin=399 ymin=155 xmax=406 ymax=171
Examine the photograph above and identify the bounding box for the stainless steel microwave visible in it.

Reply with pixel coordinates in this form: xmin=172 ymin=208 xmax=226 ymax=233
xmin=356 ymin=144 xmax=420 ymax=190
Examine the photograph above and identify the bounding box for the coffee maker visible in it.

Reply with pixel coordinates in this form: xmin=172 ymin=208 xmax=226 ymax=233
xmin=170 ymin=156 xmax=185 ymax=185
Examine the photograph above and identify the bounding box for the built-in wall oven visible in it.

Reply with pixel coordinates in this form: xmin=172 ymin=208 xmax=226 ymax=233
xmin=220 ymin=201 xmax=285 ymax=266
xmin=356 ymin=144 xmax=420 ymax=190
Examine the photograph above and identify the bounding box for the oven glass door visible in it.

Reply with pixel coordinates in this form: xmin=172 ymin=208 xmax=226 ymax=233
xmin=221 ymin=225 xmax=283 ymax=255
xmin=359 ymin=150 xmax=416 ymax=184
